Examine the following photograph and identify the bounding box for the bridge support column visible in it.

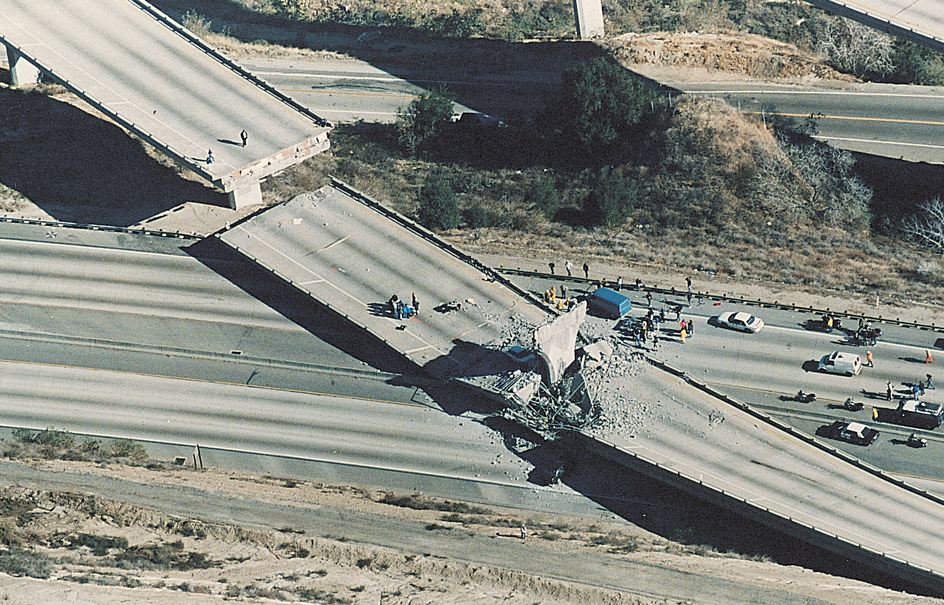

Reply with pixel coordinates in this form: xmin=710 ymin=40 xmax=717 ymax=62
xmin=5 ymin=45 xmax=41 ymax=88
xmin=227 ymin=180 xmax=262 ymax=210
xmin=572 ymin=0 xmax=604 ymax=39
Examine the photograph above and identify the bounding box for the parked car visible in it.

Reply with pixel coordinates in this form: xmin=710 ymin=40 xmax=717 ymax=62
xmin=818 ymin=351 xmax=862 ymax=376
xmin=454 ymin=112 xmax=506 ymax=128
xmin=822 ymin=420 xmax=880 ymax=446
xmin=714 ymin=311 xmax=764 ymax=333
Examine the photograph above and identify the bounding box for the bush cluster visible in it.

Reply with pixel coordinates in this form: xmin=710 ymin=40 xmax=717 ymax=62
xmin=4 ymin=428 xmax=149 ymax=464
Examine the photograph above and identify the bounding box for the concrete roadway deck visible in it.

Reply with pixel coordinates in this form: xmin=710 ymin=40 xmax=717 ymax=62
xmin=0 ymin=0 xmax=330 ymax=206
xmin=217 ymin=185 xmax=551 ymax=378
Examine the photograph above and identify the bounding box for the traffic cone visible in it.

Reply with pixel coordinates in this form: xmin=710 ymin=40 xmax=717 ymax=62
xmin=926 ymin=349 xmax=934 ymax=364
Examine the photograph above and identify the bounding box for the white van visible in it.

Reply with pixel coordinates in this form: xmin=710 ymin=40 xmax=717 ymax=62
xmin=818 ymin=351 xmax=862 ymax=376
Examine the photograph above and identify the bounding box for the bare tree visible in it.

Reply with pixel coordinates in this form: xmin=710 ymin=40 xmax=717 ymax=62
xmin=817 ymin=17 xmax=894 ymax=77
xmin=903 ymin=197 xmax=944 ymax=252
xmin=781 ymin=138 xmax=871 ymax=228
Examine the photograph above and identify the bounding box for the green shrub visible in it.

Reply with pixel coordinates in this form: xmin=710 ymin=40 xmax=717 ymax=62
xmin=0 ymin=548 xmax=51 ymax=578
xmin=584 ymin=168 xmax=638 ymax=227
xmin=395 ymin=91 xmax=454 ymax=156
xmin=36 ymin=427 xmax=75 ymax=449
xmin=524 ymin=177 xmax=561 ymax=219
xmin=110 ymin=439 xmax=148 ymax=461
xmin=547 ymin=58 xmax=660 ymax=165
xmin=417 ymin=180 xmax=460 ymax=231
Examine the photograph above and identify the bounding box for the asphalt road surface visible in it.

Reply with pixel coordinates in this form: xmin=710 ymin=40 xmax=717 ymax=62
xmin=0 ymin=0 xmax=329 ymax=187
xmin=602 ymin=362 xmax=944 ymax=580
xmin=240 ymin=55 xmax=944 ymax=164
xmin=679 ymin=81 xmax=944 ymax=164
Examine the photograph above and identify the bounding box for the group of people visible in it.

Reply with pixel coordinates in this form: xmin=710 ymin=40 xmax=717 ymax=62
xmin=547 ymin=260 xmax=591 ymax=279
xmin=854 ymin=318 xmax=881 ymax=346
xmin=886 ymin=374 xmax=935 ymax=401
xmin=625 ymin=308 xmax=694 ymax=349
xmin=388 ymin=293 xmax=420 ymax=320
xmin=542 ymin=285 xmax=576 ymax=310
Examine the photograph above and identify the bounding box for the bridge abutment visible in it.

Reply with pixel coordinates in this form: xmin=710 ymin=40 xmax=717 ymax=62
xmin=5 ymin=44 xmax=40 ymax=87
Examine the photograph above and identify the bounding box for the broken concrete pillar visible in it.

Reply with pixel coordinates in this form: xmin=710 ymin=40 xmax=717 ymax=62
xmin=5 ymin=44 xmax=41 ymax=87
xmin=227 ymin=180 xmax=262 ymax=209
xmin=572 ymin=0 xmax=605 ymax=39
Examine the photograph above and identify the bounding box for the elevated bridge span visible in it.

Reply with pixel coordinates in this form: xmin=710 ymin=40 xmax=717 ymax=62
xmin=807 ymin=0 xmax=944 ymax=53
xmin=0 ymin=0 xmax=330 ymax=208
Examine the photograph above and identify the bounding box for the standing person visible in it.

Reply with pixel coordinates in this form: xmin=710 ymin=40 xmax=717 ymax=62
xmin=616 ymin=276 xmax=623 ymax=291
xmin=548 ymin=262 xmax=555 ymax=275
xmin=565 ymin=260 xmax=573 ymax=277
xmin=561 ymin=284 xmax=568 ymax=299
xmin=687 ymin=319 xmax=694 ymax=337
xmin=206 ymin=149 xmax=214 ymax=164
xmin=680 ymin=327 xmax=687 ymax=342
xmin=389 ymin=294 xmax=399 ymax=318
xmin=412 ymin=293 xmax=420 ymax=314
xmin=865 ymin=350 xmax=873 ymax=367
xmin=886 ymin=381 xmax=892 ymax=401
xmin=240 ymin=129 xmax=248 ymax=147
xmin=686 ymin=276 xmax=692 ymax=290
xmin=927 ymin=374 xmax=935 ymax=389
xmin=651 ymin=333 xmax=658 ymax=351
xmin=645 ymin=291 xmax=652 ymax=308
xmin=635 ymin=278 xmax=642 ymax=290
xmin=520 ymin=524 xmax=528 ymax=540
xmin=583 ymin=262 xmax=589 ymax=279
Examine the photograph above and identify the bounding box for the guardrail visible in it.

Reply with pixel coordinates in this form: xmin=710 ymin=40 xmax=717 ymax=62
xmin=0 ymin=216 xmax=199 ymax=239
xmin=495 ymin=266 xmax=944 ymax=335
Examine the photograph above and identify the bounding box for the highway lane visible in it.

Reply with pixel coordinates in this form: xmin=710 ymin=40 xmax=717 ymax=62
xmin=608 ymin=364 xmax=944 ymax=578
xmin=680 ymin=81 xmax=944 ymax=163
xmin=239 ymin=57 xmax=557 ymax=123
xmin=239 ymin=55 xmax=944 ymax=163
xmin=0 ymin=0 xmax=329 ymax=190
xmin=0 ymin=359 xmax=525 ymax=483
xmin=4 ymin=231 xmax=943 ymax=483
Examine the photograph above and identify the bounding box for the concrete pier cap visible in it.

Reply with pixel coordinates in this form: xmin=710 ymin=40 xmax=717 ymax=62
xmin=227 ymin=180 xmax=263 ymax=209
xmin=4 ymin=43 xmax=41 ymax=87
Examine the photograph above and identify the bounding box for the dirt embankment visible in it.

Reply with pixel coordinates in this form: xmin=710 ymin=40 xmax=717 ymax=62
xmin=606 ymin=31 xmax=853 ymax=82
xmin=1 ymin=459 xmax=940 ymax=605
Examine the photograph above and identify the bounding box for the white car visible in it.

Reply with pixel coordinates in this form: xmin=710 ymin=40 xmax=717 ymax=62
xmin=715 ymin=311 xmax=764 ymax=333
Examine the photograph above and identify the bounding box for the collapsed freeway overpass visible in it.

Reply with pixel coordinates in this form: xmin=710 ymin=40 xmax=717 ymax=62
xmin=0 ymin=0 xmax=330 ymax=209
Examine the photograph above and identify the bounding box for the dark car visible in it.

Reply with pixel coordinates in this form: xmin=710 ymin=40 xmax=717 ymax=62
xmin=821 ymin=421 xmax=880 ymax=446
xmin=455 ymin=112 xmax=506 ymax=128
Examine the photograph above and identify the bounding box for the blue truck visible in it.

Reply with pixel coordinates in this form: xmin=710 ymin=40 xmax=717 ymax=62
xmin=587 ymin=287 xmax=632 ymax=319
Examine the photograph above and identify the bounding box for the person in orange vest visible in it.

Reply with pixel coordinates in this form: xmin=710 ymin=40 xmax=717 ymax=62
xmin=866 ymin=350 xmax=873 ymax=367
xmin=926 ymin=349 xmax=934 ymax=364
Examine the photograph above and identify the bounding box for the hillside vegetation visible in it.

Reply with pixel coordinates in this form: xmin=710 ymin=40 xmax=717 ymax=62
xmin=163 ymin=0 xmax=944 ymax=305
